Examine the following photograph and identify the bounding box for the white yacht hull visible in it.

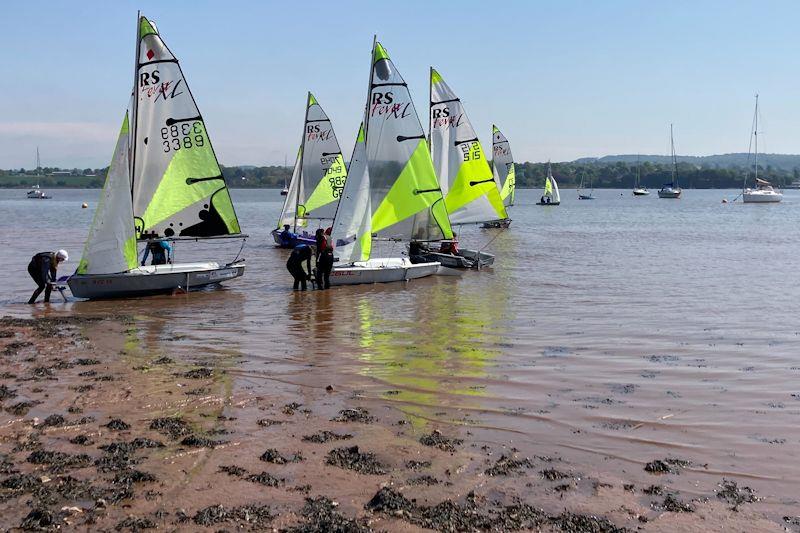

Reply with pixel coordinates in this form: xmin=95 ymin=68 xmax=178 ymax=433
xmin=658 ymin=188 xmax=681 ymax=198
xmin=632 ymin=188 xmax=650 ymax=196
xmin=331 ymin=258 xmax=439 ymax=286
xmin=742 ymin=190 xmax=782 ymax=203
xmin=67 ymin=261 xmax=245 ymax=299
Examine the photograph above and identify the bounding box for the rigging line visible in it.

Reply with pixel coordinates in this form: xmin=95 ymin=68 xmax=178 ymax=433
xmin=231 ymin=236 xmax=247 ymax=263
xmin=477 ymin=225 xmax=506 ymax=253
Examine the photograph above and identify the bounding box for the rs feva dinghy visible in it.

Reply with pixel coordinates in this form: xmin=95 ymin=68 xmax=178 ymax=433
xmin=424 ymin=68 xmax=502 ymax=268
xmin=67 ymin=14 xmax=245 ymax=299
xmin=328 ymin=40 xmax=448 ymax=285
xmin=271 ymin=93 xmax=348 ymax=247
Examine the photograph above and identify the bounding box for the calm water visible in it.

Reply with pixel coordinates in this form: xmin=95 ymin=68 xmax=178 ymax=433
xmin=1 ymin=187 xmax=799 ymax=503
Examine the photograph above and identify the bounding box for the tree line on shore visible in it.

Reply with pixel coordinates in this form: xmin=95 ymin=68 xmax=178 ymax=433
xmin=2 ymin=160 xmax=798 ymax=189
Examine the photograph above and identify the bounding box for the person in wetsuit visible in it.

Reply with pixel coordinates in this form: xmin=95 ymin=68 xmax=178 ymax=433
xmin=286 ymin=243 xmax=312 ymax=291
xmin=279 ymin=224 xmax=297 ymax=248
xmin=314 ymin=228 xmax=327 ymax=261
xmin=141 ymin=240 xmax=172 ymax=266
xmin=27 ymin=249 xmax=68 ymax=304
xmin=316 ymin=245 xmax=334 ymax=290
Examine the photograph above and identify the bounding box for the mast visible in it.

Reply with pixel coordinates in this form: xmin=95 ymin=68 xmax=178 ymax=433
xmin=292 ymin=92 xmax=312 ymax=233
xmin=754 ymin=94 xmax=759 ymax=185
xmin=636 ymin=154 xmax=640 ymax=188
xmin=363 ymin=36 xmax=377 ymax=143
xmin=35 ymin=147 xmax=41 ymax=187
xmin=670 ymin=124 xmax=677 ymax=186
xmin=129 ymin=11 xmax=140 ymax=196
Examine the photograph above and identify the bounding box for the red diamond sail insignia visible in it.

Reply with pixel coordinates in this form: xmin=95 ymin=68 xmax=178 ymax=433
xmin=146 ymin=49 xmax=155 ymax=60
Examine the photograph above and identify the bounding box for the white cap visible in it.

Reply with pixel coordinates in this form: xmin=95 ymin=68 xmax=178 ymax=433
xmin=55 ymin=249 xmax=69 ymax=261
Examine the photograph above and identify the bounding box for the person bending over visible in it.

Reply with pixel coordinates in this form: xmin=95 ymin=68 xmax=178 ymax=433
xmin=27 ymin=249 xmax=68 ymax=304
xmin=286 ymin=243 xmax=312 ymax=291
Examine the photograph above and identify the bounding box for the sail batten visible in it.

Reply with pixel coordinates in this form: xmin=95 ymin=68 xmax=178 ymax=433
xmin=131 ymin=15 xmax=240 ymax=239
xmin=430 ymin=69 xmax=507 ymax=225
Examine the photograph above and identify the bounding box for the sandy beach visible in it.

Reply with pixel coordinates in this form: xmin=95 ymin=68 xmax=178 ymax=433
xmin=0 ymin=313 xmax=792 ymax=532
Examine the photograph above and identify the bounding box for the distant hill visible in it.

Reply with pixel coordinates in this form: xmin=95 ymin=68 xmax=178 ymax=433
xmin=574 ymin=153 xmax=800 ymax=172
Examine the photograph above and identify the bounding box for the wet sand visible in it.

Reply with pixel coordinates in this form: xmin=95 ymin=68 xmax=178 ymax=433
xmin=0 ymin=315 xmax=793 ymax=532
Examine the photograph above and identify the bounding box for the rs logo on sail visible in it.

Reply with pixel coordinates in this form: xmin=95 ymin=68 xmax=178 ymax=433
xmin=370 ymin=93 xmax=411 ymax=119
xmin=140 ymin=70 xmax=184 ymax=100
xmin=431 ymin=108 xmax=464 ymax=129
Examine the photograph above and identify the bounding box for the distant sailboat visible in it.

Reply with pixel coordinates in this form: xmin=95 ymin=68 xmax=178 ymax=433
xmin=481 ymin=125 xmax=515 ymax=228
xmin=632 ymin=154 xmax=649 ymax=195
xmin=67 ymin=14 xmax=246 ymax=299
xmin=27 ymin=147 xmax=51 ymax=199
xmin=577 ymin=173 xmax=594 ymax=200
xmin=271 ymin=93 xmax=348 ymax=247
xmin=742 ymin=95 xmax=782 ymax=203
xmin=658 ymin=124 xmax=682 ymax=199
xmin=328 ymin=39 xmax=445 ymax=285
xmin=537 ymin=163 xmax=560 ymax=205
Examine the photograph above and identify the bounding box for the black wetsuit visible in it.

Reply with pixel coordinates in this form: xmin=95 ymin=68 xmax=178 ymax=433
xmin=286 ymin=245 xmax=312 ymax=290
xmin=27 ymin=252 xmax=57 ymax=304
xmin=316 ymin=248 xmax=334 ymax=290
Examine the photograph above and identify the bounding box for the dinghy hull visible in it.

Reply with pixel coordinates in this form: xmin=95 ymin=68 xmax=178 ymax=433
xmin=67 ymin=261 xmax=245 ymax=299
xmin=458 ymin=249 xmax=495 ymax=268
xmin=270 ymin=229 xmax=316 ymax=248
xmin=480 ymin=219 xmax=512 ymax=229
xmin=330 ymin=258 xmax=439 ymax=286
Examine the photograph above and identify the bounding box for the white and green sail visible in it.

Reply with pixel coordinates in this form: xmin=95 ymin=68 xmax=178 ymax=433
xmin=491 ymin=125 xmax=515 ymax=208
xmin=131 ymin=15 xmax=240 ymax=239
xmin=543 ymin=164 xmax=561 ymax=203
xmin=330 ymin=124 xmax=371 ymax=264
xmin=77 ymin=112 xmax=138 ymax=275
xmin=367 ymin=42 xmax=452 ymax=242
xmin=277 ymin=147 xmax=302 ymax=228
xmin=429 ymin=68 xmax=507 ymax=225
xmin=277 ymin=93 xmax=347 ymax=230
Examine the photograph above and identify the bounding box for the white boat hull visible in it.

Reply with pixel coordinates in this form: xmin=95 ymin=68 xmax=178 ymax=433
xmin=742 ymin=189 xmax=782 ymax=203
xmin=658 ymin=188 xmax=681 ymax=198
xmin=331 ymin=258 xmax=439 ymax=286
xmin=633 ymin=188 xmax=650 ymax=196
xmin=67 ymin=261 xmax=245 ymax=299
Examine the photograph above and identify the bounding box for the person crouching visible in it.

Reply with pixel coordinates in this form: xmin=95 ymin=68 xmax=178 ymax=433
xmin=27 ymin=249 xmax=68 ymax=304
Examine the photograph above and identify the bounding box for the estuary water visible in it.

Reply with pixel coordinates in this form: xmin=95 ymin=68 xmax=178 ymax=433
xmin=1 ymin=187 xmax=799 ymax=509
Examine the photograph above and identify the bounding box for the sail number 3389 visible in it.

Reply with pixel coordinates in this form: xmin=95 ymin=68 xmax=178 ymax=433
xmin=161 ymin=122 xmax=205 ymax=153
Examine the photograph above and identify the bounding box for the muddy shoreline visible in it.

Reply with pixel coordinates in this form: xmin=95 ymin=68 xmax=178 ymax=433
xmin=0 ymin=315 xmax=793 ymax=531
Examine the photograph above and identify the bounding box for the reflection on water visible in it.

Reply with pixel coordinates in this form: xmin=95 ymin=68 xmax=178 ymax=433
xmin=2 ymin=188 xmax=800 ymax=500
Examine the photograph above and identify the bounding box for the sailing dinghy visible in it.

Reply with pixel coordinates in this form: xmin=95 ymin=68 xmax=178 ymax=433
xmin=577 ymin=173 xmax=595 ymax=200
xmin=271 ymin=93 xmax=348 ymax=247
xmin=328 ymin=41 xmax=447 ymax=285
xmin=425 ymin=68 xmax=505 ymax=268
xmin=68 ymin=15 xmax=245 ymax=299
xmin=482 ymin=125 xmax=515 ymax=228
xmin=632 ymin=155 xmax=649 ymax=195
xmin=537 ymin=163 xmax=561 ymax=205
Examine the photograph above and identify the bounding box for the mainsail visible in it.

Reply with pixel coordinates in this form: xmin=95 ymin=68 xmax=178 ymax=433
xmin=491 ymin=125 xmax=515 ymax=208
xmin=367 ymin=42 xmax=452 ymax=242
xmin=277 ymin=93 xmax=347 ymax=230
xmin=77 ymin=112 xmax=138 ymax=275
xmin=330 ymin=124 xmax=371 ymax=264
xmin=429 ymin=68 xmax=507 ymax=225
xmin=131 ymin=16 xmax=240 ymax=239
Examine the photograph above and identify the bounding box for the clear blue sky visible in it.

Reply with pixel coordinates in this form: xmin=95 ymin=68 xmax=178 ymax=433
xmin=1 ymin=0 xmax=797 ymax=168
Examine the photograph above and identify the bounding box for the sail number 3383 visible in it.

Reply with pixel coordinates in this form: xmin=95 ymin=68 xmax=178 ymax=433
xmin=161 ymin=122 xmax=205 ymax=153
